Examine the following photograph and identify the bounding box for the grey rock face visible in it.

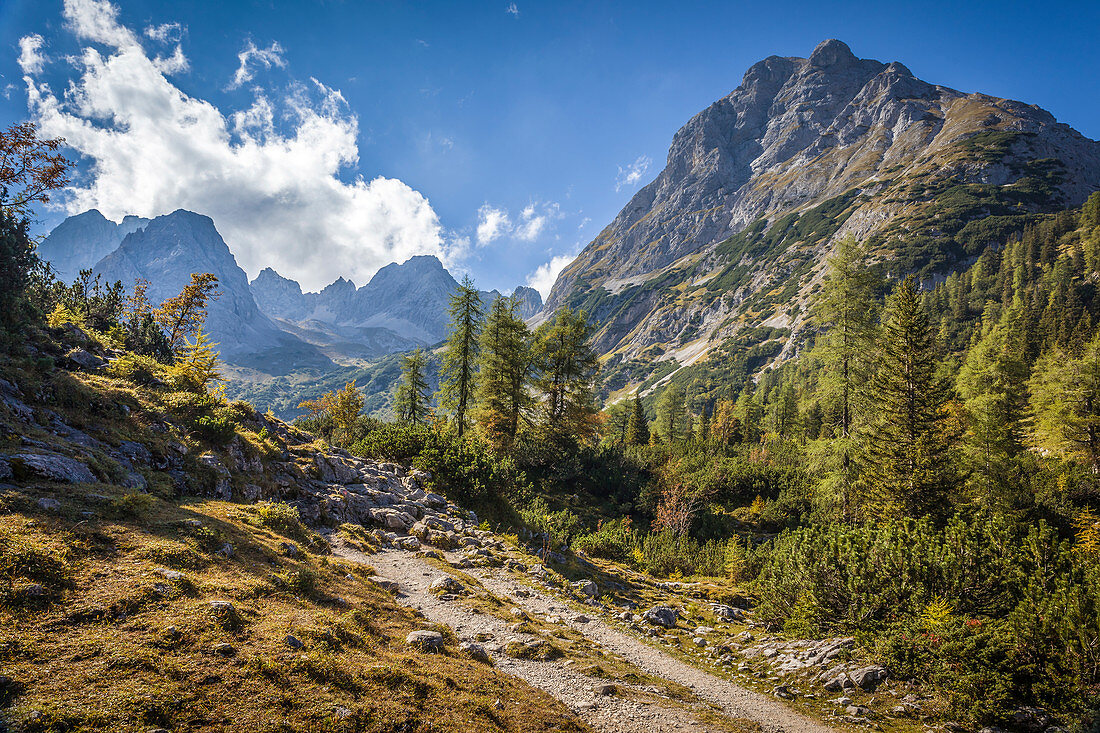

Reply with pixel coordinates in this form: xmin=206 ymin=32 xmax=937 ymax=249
xmin=82 ymin=209 xmax=331 ymax=374
xmin=642 ymin=605 xmax=678 ymax=628
xmin=36 ymin=209 xmax=148 ymax=283
xmin=11 ymin=453 xmax=96 ymax=484
xmin=405 ymin=629 xmax=444 ymax=652
xmin=511 ymin=286 xmax=543 ymax=320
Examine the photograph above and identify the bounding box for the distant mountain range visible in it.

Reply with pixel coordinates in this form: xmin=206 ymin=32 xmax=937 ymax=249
xmin=36 ymin=208 xmax=541 ymax=375
xmin=250 ymin=259 xmax=541 ymax=361
xmin=547 ymin=39 xmax=1100 ymax=399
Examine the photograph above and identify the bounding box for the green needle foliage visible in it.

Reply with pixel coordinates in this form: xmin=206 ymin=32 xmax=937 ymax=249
xmin=860 ymin=275 xmax=953 ymax=518
xmin=395 ymin=348 xmax=431 ymax=424
xmin=438 ymin=276 xmax=483 ymax=437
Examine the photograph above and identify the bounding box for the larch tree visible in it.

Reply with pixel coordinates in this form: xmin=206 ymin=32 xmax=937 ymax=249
xmin=476 ymin=295 xmax=531 ymax=448
xmin=437 ymin=276 xmax=484 ymax=437
xmin=532 ymin=306 xmax=600 ymax=444
xmin=656 ymin=384 xmax=687 ymax=444
xmin=395 ymin=348 xmax=431 ymax=424
xmin=155 ymin=272 xmax=220 ymax=353
xmin=1028 ymin=331 xmax=1100 ymax=472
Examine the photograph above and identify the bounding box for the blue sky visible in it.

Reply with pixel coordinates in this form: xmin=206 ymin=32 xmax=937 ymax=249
xmin=2 ymin=0 xmax=1099 ymax=295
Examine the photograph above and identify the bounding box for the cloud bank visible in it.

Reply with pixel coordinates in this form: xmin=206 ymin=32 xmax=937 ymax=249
xmin=19 ymin=0 xmax=461 ymax=292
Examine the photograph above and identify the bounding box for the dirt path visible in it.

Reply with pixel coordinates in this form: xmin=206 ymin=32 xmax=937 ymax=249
xmin=333 ymin=540 xmax=833 ymax=733
xmin=463 ymin=564 xmax=834 ymax=733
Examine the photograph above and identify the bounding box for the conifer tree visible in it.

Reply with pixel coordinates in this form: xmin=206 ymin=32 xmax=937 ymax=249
xmin=735 ymin=388 xmax=762 ymax=444
xmin=155 ymin=272 xmax=220 ymax=353
xmin=395 ymin=348 xmax=431 ymax=424
xmin=476 ymin=296 xmax=531 ymax=447
xmin=625 ymin=395 xmax=650 ymax=446
xmin=810 ymin=236 xmax=879 ymax=513
xmin=437 ymin=276 xmax=483 ymax=437
xmin=532 ymin=306 xmax=600 ymax=444
xmin=168 ymin=332 xmax=225 ymax=394
xmin=656 ymin=384 xmax=687 ymax=443
xmin=1028 ymin=331 xmax=1100 ymax=472
xmin=697 ymin=403 xmax=711 ymax=444
xmin=860 ymin=275 xmax=952 ymax=517
xmin=956 ymin=311 xmax=1028 ymax=503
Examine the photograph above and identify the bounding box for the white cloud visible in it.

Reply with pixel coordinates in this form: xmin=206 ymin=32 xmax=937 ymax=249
xmin=476 ymin=205 xmax=511 ymax=245
xmin=17 ymin=34 xmax=47 ymax=75
xmin=526 ymin=253 xmax=574 ymax=300
xmin=145 ymin=22 xmax=183 ymax=43
xmin=505 ymin=3 xmax=520 ymax=16
xmin=152 ymin=44 xmax=189 ymax=74
xmin=63 ymin=0 xmax=138 ymax=48
xmin=477 ymin=201 xmax=560 ymax=245
xmin=615 ymin=154 xmax=651 ymax=191
xmin=516 ymin=203 xmax=547 ymax=241
xmin=228 ymin=39 xmax=285 ymax=90
xmin=22 ymin=0 xmax=460 ymax=292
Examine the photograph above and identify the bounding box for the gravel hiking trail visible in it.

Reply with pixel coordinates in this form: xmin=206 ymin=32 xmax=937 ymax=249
xmin=332 ymin=539 xmax=834 ymax=733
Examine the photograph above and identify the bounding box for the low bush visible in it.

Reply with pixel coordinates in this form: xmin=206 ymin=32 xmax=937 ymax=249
xmin=572 ymin=517 xmax=638 ymax=561
xmin=753 ymin=513 xmax=1100 ymax=725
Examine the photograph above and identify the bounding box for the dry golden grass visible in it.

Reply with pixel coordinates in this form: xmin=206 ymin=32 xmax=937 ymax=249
xmin=0 ymin=488 xmax=591 ymax=733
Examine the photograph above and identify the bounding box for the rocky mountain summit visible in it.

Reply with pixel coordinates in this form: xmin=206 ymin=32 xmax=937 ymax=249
xmin=546 ymin=39 xmax=1100 ymax=387
xmin=35 ymin=209 xmax=149 ymax=282
xmin=249 ymin=257 xmax=543 ymax=359
xmin=90 ymin=210 xmax=332 ymax=374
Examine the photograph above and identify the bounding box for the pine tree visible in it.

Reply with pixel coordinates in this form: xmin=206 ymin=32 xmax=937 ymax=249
xmin=532 ymin=306 xmax=600 ymax=444
xmin=860 ymin=275 xmax=952 ymax=517
xmin=437 ymin=276 xmax=483 ymax=437
xmin=625 ymin=395 xmax=650 ymax=446
xmin=395 ymin=348 xmax=431 ymax=424
xmin=811 ymin=236 xmax=879 ymax=514
xmin=476 ymin=296 xmax=531 ymax=448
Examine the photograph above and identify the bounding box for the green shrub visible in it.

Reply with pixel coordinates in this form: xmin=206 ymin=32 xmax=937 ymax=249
xmin=638 ymin=530 xmax=726 ymax=577
xmin=572 ymin=517 xmax=638 ymax=561
xmin=191 ymin=414 xmax=235 ymax=445
xmin=754 ymin=513 xmax=1100 ymax=725
xmin=520 ymin=496 xmax=582 ymax=551
xmin=256 ymin=501 xmax=304 ymax=535
xmin=106 ymin=353 xmax=168 ymax=386
xmin=110 ymin=491 xmax=157 ymax=516
xmin=349 ymin=423 xmax=532 ymax=513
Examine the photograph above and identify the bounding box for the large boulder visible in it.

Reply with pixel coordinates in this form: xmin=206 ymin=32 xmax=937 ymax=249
xmin=642 ymin=606 xmax=678 ymax=628
xmin=65 ymin=347 xmax=107 ymax=371
xmin=572 ymin=579 xmax=598 ymax=598
xmin=10 ymin=453 xmax=96 ymax=484
xmin=406 ymin=630 xmax=444 ymax=652
xmin=850 ymin=665 xmax=888 ymax=691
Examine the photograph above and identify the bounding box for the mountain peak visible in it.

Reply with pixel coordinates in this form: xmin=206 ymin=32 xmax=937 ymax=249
xmin=808 ymin=38 xmax=857 ymax=68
